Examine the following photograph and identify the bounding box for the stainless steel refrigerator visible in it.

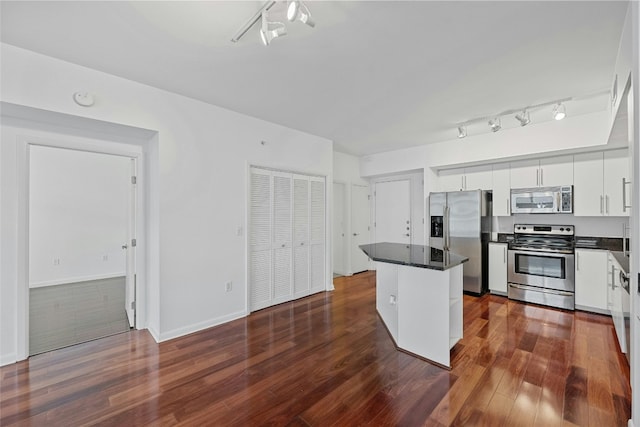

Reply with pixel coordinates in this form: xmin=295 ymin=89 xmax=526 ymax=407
xmin=428 ymin=190 xmax=492 ymax=295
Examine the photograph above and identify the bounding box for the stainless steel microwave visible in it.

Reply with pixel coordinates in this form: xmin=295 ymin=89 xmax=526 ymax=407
xmin=510 ymin=185 xmax=573 ymax=214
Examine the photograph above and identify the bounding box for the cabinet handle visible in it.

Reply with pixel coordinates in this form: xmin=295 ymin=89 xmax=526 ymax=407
xmin=622 ymin=178 xmax=631 ymax=212
xmin=506 ymin=198 xmax=510 ymax=214
xmin=536 ymin=169 xmax=539 ymax=187
xmin=600 ymin=195 xmax=604 ymax=214
xmin=503 ymin=247 xmax=506 ymax=263
xmin=612 ymin=267 xmax=617 ymax=289
xmin=576 ymin=252 xmax=579 ymax=271
xmin=540 ymin=168 xmax=543 ymax=186
xmin=606 ymin=195 xmax=610 ymax=214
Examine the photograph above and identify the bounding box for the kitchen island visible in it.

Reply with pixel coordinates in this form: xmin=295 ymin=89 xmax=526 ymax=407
xmin=359 ymin=242 xmax=468 ymax=369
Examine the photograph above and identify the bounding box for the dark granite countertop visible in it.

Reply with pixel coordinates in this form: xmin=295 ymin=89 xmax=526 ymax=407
xmin=359 ymin=242 xmax=468 ymax=271
xmin=574 ymin=236 xmax=625 ymax=252
xmin=610 ymin=251 xmax=630 ymax=274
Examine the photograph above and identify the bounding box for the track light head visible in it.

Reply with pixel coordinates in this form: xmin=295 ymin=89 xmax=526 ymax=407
xmin=457 ymin=126 xmax=467 ymax=139
xmin=488 ymin=117 xmax=501 ymax=132
xmin=552 ymin=103 xmax=566 ymax=120
xmin=260 ymin=11 xmax=287 ymax=46
xmin=287 ymin=0 xmax=315 ymax=27
xmin=515 ymin=110 xmax=531 ymax=127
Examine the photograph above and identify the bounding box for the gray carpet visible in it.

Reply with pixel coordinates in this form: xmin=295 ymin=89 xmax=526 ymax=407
xmin=29 ymin=276 xmax=130 ymax=355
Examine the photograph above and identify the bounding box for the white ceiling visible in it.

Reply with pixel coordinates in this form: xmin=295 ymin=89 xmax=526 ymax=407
xmin=0 ymin=1 xmax=629 ymax=156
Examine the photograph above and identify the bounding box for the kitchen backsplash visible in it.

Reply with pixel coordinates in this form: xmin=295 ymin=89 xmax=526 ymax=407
xmin=493 ymin=215 xmax=629 ymax=237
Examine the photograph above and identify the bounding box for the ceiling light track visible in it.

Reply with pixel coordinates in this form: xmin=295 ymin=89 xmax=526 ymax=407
xmin=231 ymin=1 xmax=276 ymax=43
xmin=455 ymin=89 xmax=608 ymax=138
xmin=231 ymin=0 xmax=315 ymax=46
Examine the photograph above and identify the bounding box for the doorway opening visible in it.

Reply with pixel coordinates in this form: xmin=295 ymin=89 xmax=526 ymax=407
xmin=28 ymin=145 xmax=136 ymax=355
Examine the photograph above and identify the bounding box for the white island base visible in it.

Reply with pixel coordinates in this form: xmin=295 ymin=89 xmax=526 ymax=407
xmin=376 ymin=261 xmax=463 ymax=369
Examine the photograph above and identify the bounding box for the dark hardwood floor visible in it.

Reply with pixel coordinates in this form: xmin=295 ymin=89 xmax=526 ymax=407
xmin=0 ymin=271 xmax=631 ymax=426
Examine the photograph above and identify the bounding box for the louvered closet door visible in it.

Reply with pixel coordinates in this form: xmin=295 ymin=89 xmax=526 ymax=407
xmin=309 ymin=177 xmax=326 ymax=292
xmin=249 ymin=169 xmax=272 ymax=311
xmin=272 ymin=172 xmax=293 ymax=303
xmin=293 ymin=175 xmax=310 ymax=297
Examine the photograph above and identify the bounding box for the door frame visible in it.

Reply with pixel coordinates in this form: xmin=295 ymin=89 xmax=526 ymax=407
xmin=16 ymin=134 xmax=145 ymax=360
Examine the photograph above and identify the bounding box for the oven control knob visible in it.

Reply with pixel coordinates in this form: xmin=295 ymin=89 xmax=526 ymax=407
xmin=522 ymin=226 xmax=527 ymax=230
xmin=560 ymin=227 xmax=564 ymax=231
xmin=566 ymin=227 xmax=571 ymax=232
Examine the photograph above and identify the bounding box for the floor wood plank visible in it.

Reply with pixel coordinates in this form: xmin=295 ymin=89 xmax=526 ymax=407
xmin=0 ymin=271 xmax=631 ymax=426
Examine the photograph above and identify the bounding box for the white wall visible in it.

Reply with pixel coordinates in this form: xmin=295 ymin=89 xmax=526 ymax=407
xmin=0 ymin=43 xmax=333 ymax=364
xmin=29 ymin=145 xmax=129 ymax=287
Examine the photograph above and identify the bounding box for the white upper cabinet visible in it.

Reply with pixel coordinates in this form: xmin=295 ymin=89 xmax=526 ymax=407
xmin=509 ymin=159 xmax=539 ymax=189
xmin=573 ymin=152 xmax=604 ymax=216
xmin=438 ymin=165 xmax=492 ymax=192
xmin=464 ymin=165 xmax=493 ymax=191
xmin=539 ymin=156 xmax=574 ymax=187
xmin=603 ymin=149 xmax=630 ymax=217
xmin=492 ymin=164 xmax=511 ymax=216
xmin=438 ymin=168 xmax=465 ymax=192
xmin=574 ymin=149 xmax=629 ymax=216
xmin=510 ymin=156 xmax=573 ymax=189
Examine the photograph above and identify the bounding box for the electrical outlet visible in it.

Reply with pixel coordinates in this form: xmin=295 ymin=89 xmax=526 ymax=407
xmin=53 ymin=258 xmax=60 ymax=266
xmin=102 ymin=255 xmax=109 ymax=261
xmin=225 ymin=281 xmax=233 ymax=292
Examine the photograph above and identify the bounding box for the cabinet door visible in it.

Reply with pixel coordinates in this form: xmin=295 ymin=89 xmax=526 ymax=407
xmin=438 ymin=168 xmax=464 ymax=192
xmin=249 ymin=170 xmax=273 ymax=311
xmin=574 ymin=249 xmax=608 ymax=311
xmin=603 ymin=149 xmax=629 ymax=216
xmin=272 ymin=173 xmax=293 ymax=301
xmin=488 ymin=243 xmax=508 ymax=294
xmin=492 ymin=164 xmax=511 ymax=216
xmin=293 ymin=175 xmax=310 ymax=296
xmin=465 ymin=165 xmax=493 ymax=191
xmin=539 ymin=155 xmax=573 ymax=186
xmin=510 ymin=159 xmax=539 ymax=189
xmin=573 ymin=152 xmax=604 ymax=216
xmin=309 ymin=178 xmax=326 ymax=292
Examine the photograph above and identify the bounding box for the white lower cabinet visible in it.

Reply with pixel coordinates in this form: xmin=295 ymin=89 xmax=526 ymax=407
xmin=488 ymin=243 xmax=508 ymax=294
xmin=574 ymin=249 xmax=608 ymax=312
xmin=608 ymin=254 xmax=627 ymax=353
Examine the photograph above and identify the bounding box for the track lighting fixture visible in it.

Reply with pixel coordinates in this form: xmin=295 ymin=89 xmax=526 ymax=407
xmin=287 ymin=0 xmax=315 ymax=27
xmin=489 ymin=118 xmax=501 ymax=132
xmin=259 ymin=10 xmax=287 ymax=46
xmin=457 ymin=126 xmax=467 ymax=139
xmin=515 ymin=110 xmax=531 ymax=127
xmin=552 ymin=103 xmax=566 ymax=120
xmin=231 ymin=1 xmax=315 ymax=45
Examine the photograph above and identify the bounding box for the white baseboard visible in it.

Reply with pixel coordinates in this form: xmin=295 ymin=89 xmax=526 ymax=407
xmin=30 ymin=272 xmax=126 ymax=288
xmin=0 ymin=352 xmax=17 ymax=367
xmin=146 ymin=326 xmax=160 ymax=343
xmin=158 ymin=310 xmax=247 ymax=342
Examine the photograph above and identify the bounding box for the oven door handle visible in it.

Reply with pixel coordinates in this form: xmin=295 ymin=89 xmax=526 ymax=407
xmin=509 ymin=283 xmax=574 ymax=297
xmin=508 ymin=249 xmax=574 ymax=259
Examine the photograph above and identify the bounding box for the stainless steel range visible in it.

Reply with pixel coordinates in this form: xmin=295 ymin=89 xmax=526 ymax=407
xmin=507 ymin=224 xmax=575 ymax=310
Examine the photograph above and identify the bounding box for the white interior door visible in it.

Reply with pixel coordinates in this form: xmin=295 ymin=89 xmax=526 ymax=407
xmin=375 ymin=180 xmax=411 ymax=244
xmin=333 ymin=183 xmax=346 ymax=275
xmin=351 ymin=184 xmax=370 ymax=274
xmin=125 ymin=158 xmax=137 ymax=327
